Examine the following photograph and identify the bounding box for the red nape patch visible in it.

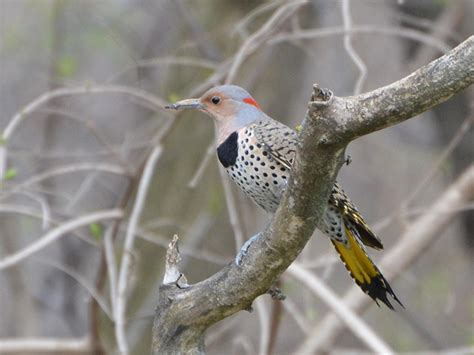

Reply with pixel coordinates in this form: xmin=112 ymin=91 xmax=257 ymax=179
xmin=243 ymin=97 xmax=262 ymax=110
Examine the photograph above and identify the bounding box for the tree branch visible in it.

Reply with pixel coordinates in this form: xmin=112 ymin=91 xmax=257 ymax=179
xmin=152 ymin=36 xmax=473 ymax=353
xmin=335 ymin=36 xmax=473 ymax=141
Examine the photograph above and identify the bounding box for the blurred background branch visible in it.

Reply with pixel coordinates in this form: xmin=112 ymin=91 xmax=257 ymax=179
xmin=0 ymin=1 xmax=472 ymax=354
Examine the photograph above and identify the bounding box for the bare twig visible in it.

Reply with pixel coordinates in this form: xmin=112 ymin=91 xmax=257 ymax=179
xmin=341 ymin=0 xmax=367 ymax=95
xmin=280 ymin=296 xmax=311 ymax=335
xmin=218 ymin=167 xmax=245 ymax=251
xmin=104 ymin=226 xmax=118 ymax=322
xmin=11 ymin=191 xmax=51 ymax=230
xmin=410 ymin=1 xmax=465 ymax=71
xmin=34 ymin=107 xmax=133 ymax=171
xmin=0 ymin=203 xmax=100 ymax=247
xmin=233 ymin=0 xmax=286 ymax=39
xmin=254 ymin=297 xmax=271 ymax=355
xmin=0 ymin=85 xmax=169 ymax=181
xmin=35 ymin=258 xmax=112 ymax=319
xmin=0 ymin=209 xmax=123 ymax=270
xmin=2 ymin=85 xmax=167 ymax=142
xmin=0 ymin=337 xmax=91 ymax=353
xmin=188 ymin=142 xmax=215 ymax=188
xmin=270 ymin=25 xmax=452 ymax=53
xmin=108 ymin=56 xmax=217 ymax=83
xmin=402 ymin=115 xmax=473 ymax=208
xmin=225 ymin=0 xmax=308 ymax=84
xmin=333 ymin=37 xmax=473 ymax=141
xmin=373 ymin=115 xmax=472 ymax=233
xmin=394 ymin=9 xmax=464 ymax=44
xmin=115 ymin=145 xmax=162 ymax=354
xmin=132 ymin=226 xmax=230 ymax=265
xmin=176 ymin=0 xmax=221 ymax=61
xmin=2 ymin=162 xmax=129 ymax=200
xmin=288 ymin=263 xmax=394 ymax=354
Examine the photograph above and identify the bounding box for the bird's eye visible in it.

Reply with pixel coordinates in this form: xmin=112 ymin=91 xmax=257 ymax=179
xmin=211 ymin=96 xmax=221 ymax=105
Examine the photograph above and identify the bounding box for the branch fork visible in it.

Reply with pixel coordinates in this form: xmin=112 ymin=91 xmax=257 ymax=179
xmin=151 ymin=36 xmax=473 ymax=354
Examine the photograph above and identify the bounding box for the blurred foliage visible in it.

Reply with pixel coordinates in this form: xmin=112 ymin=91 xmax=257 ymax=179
xmin=89 ymin=222 xmax=103 ymax=241
xmin=56 ymin=55 xmax=77 ymax=78
xmin=3 ymin=168 xmax=18 ymax=181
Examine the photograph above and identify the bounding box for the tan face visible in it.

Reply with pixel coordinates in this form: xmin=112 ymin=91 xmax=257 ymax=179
xmin=165 ymin=85 xmax=262 ymax=144
xmin=199 ymin=91 xmax=237 ymax=122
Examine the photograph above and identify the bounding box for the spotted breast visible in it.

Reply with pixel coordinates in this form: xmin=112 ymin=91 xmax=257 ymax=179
xmin=217 ymin=123 xmax=291 ymax=212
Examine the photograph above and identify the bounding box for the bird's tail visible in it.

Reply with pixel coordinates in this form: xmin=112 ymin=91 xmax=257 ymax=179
xmin=331 ymin=226 xmax=403 ymax=310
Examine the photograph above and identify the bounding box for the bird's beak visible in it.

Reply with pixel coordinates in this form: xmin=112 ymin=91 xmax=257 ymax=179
xmin=165 ymin=98 xmax=204 ymax=110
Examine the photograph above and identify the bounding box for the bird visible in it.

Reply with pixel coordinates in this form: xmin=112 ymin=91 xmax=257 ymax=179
xmin=166 ymin=85 xmax=403 ymax=309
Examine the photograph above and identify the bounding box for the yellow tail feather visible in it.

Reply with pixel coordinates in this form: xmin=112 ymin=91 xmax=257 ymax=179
xmin=332 ymin=226 xmax=403 ymax=309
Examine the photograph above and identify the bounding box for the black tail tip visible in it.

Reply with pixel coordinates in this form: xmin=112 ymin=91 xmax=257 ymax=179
xmin=363 ymin=276 xmax=404 ymax=310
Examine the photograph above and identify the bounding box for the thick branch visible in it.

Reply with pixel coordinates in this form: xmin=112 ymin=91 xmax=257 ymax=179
xmin=333 ymin=35 xmax=473 ymax=141
xmin=152 ymin=37 xmax=473 ymax=353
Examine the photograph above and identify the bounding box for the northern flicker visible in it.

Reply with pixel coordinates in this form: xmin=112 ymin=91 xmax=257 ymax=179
xmin=166 ymin=85 xmax=402 ymax=309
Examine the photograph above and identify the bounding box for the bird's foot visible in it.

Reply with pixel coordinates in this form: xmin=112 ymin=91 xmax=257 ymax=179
xmin=235 ymin=233 xmax=261 ymax=266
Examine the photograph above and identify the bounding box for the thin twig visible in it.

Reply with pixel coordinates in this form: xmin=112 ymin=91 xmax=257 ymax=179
xmin=1 ymin=162 xmax=129 ymax=201
xmin=288 ymin=263 xmax=394 ymax=354
xmin=225 ymin=0 xmax=308 ymax=84
xmin=35 ymin=258 xmax=113 ymax=320
xmin=341 ymin=0 xmax=367 ymax=95
xmin=409 ymin=1 xmax=465 ymax=71
xmin=104 ymin=226 xmax=118 ymax=321
xmin=188 ymin=142 xmax=215 ymax=188
xmin=373 ymin=115 xmax=472 ymax=232
xmin=233 ymin=0 xmax=286 ymax=39
xmin=90 ymin=116 xmax=176 ymax=348
xmin=108 ymin=56 xmax=217 ymax=83
xmin=0 ymin=203 xmax=100 ymax=247
xmin=255 ymin=297 xmax=271 ymax=355
xmin=10 ymin=190 xmax=51 ymax=230
xmin=2 ymin=85 xmax=167 ymax=142
xmin=218 ymin=167 xmax=245 ymax=252
xmin=34 ymin=107 xmax=133 ymax=171
xmin=270 ymin=25 xmax=452 ymax=53
xmin=0 ymin=209 xmax=123 ymax=270
xmin=402 ymin=115 xmax=473 ymax=208
xmin=115 ymin=146 xmax=163 ymax=354
xmin=394 ymin=9 xmax=464 ymax=44
xmin=0 ymin=85 xmax=168 ymax=181
xmin=131 ymin=226 xmax=230 ymax=265
xmin=280 ymin=296 xmax=311 ymax=335
xmin=0 ymin=337 xmax=91 ymax=353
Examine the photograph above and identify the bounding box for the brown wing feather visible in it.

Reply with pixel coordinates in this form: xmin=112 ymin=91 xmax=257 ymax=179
xmin=252 ymin=119 xmax=297 ymax=170
xmin=253 ymin=119 xmax=383 ymax=250
xmin=330 ymin=183 xmax=384 ymax=250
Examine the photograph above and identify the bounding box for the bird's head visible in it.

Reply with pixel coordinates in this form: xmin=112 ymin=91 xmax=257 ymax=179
xmin=166 ymin=85 xmax=263 ymax=143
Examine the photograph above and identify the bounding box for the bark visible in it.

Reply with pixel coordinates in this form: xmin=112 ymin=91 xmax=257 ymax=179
xmin=152 ymin=36 xmax=473 ymax=354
